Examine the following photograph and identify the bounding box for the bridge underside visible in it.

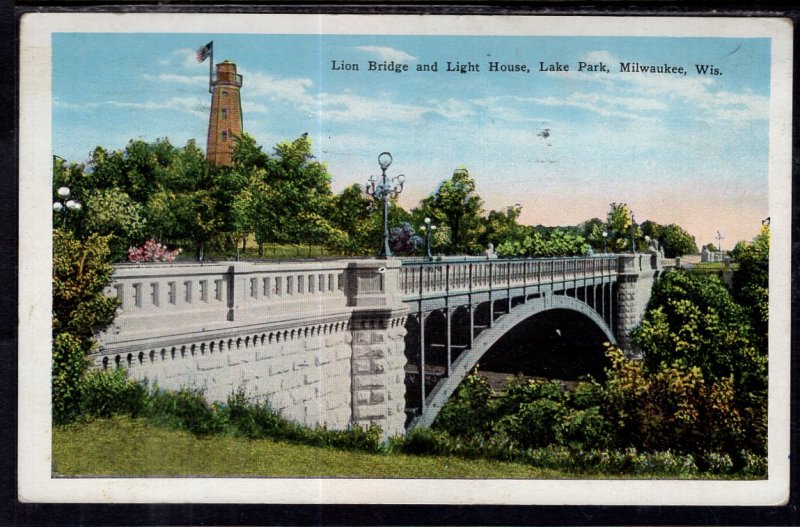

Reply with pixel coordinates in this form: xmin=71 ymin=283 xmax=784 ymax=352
xmin=403 ymin=278 xmax=617 ymax=429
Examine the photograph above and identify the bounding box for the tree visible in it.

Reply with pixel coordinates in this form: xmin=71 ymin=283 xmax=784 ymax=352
xmin=640 ymin=221 xmax=698 ymax=257
xmin=606 ymin=202 xmax=635 ymax=252
xmin=81 ymin=188 xmax=146 ymax=261
xmin=389 ymin=221 xmax=422 ymax=255
xmin=732 ymin=225 xmax=769 ymax=353
xmin=479 ymin=205 xmax=526 ymax=249
xmin=420 ymin=167 xmax=485 ymax=254
xmin=632 ymin=269 xmax=766 ymax=456
xmin=581 ymin=217 xmax=606 ymax=251
xmin=52 ymin=229 xmax=118 ymax=422
xmin=329 ymin=184 xmax=377 ymax=255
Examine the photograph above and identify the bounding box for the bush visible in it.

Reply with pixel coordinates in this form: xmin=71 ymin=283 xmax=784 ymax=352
xmin=433 ymin=369 xmax=493 ymax=437
xmin=52 ymin=333 xmax=91 ymax=424
xmin=145 ymin=388 xmax=223 ymax=435
xmin=79 ymin=368 xmax=146 ymax=419
xmin=401 ymin=427 xmax=449 ymax=456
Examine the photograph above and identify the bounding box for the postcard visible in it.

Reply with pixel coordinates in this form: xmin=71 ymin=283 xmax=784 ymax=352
xmin=18 ymin=13 xmax=792 ymax=505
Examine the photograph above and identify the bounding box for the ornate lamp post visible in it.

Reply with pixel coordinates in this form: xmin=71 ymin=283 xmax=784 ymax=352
xmin=365 ymin=152 xmax=405 ymax=258
xmin=602 ymin=230 xmax=608 ymax=254
xmin=630 ymin=211 xmax=636 ymax=253
xmin=52 ymin=186 xmax=82 ymax=227
xmin=715 ymin=230 xmax=725 ymax=253
xmin=421 ymin=217 xmax=437 ymax=260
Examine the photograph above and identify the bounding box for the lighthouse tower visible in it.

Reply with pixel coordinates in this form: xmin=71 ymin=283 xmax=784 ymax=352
xmin=206 ymin=60 xmax=243 ymax=165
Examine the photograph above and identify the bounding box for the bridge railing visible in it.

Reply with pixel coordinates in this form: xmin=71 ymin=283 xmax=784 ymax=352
xmin=399 ymin=255 xmax=617 ymax=298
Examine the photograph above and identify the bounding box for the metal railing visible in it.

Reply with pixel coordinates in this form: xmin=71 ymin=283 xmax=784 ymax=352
xmin=211 ymin=72 xmax=243 ymax=87
xmin=399 ymin=255 xmax=618 ymax=299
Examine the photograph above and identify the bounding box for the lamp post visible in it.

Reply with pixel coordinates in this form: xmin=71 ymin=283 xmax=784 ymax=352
xmin=630 ymin=211 xmax=636 ymax=253
xmin=602 ymin=230 xmax=608 ymax=254
xmin=421 ymin=217 xmax=437 ymax=260
xmin=52 ymin=186 xmax=82 ymax=227
xmin=365 ymin=152 xmax=405 ymax=258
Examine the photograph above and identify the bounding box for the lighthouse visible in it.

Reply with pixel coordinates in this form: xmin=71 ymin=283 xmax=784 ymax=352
xmin=205 ymin=60 xmax=243 ymax=165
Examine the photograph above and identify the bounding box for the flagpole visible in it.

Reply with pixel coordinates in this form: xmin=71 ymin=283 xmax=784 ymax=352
xmin=208 ymin=42 xmax=214 ymax=93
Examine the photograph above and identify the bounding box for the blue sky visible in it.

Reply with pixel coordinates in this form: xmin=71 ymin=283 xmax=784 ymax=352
xmin=52 ymin=33 xmax=772 ymax=247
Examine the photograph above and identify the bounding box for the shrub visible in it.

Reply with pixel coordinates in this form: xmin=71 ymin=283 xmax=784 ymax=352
xmin=401 ymin=427 xmax=449 ymax=456
xmin=145 ymin=388 xmax=222 ymax=435
xmin=52 ymin=333 xmax=91 ymax=424
xmin=432 ymin=368 xmax=493 ymax=437
xmin=498 ymin=398 xmax=567 ymax=449
xmin=79 ymin=368 xmax=146 ymax=419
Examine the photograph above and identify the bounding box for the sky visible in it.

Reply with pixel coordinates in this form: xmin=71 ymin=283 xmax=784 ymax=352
xmin=52 ymin=33 xmax=772 ymax=248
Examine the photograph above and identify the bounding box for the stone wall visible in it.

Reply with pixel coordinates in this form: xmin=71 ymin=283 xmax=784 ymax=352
xmin=615 ymin=253 xmax=662 ymax=355
xmin=93 ymin=259 xmax=408 ymax=436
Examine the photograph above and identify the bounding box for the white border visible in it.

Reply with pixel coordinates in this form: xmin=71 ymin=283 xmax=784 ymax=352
xmin=18 ymin=13 xmax=793 ymax=505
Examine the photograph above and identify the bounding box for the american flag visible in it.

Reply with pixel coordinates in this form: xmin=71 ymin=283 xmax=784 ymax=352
xmin=196 ymin=41 xmax=213 ymax=63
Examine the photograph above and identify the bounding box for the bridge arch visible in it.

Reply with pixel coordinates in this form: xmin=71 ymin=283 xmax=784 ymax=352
xmin=410 ymin=294 xmax=616 ymax=429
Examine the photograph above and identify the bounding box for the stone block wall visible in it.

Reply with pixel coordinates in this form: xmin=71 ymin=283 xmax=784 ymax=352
xmin=615 ymin=253 xmax=662 ymax=355
xmin=93 ymin=258 xmax=409 ymax=437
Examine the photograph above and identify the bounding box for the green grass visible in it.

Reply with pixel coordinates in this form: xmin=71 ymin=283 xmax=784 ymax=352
xmin=691 ymin=262 xmax=739 ymax=271
xmin=53 ymin=416 xmax=571 ymax=478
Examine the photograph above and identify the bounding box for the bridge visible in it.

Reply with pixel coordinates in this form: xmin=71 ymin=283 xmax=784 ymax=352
xmin=93 ymin=253 xmax=667 ymax=438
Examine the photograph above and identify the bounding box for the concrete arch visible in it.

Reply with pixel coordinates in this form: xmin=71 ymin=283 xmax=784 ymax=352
xmin=410 ymin=294 xmax=615 ymax=429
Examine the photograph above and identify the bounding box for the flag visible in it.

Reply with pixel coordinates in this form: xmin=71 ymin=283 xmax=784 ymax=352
xmin=196 ymin=41 xmax=213 ymax=63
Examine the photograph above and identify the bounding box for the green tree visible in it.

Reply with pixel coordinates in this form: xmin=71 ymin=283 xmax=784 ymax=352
xmin=52 ymin=229 xmax=118 ymax=422
xmin=732 ymin=225 xmax=769 ymax=353
xmin=632 ymin=269 xmax=766 ymax=455
xmin=640 ymin=221 xmax=698 ymax=257
xmin=581 ymin=217 xmax=606 ymax=252
xmin=479 ymin=204 xmax=525 ymax=248
xmin=606 ymin=202 xmax=635 ymax=252
xmin=421 ymin=168 xmax=485 ymax=254
xmin=81 ymin=188 xmax=146 ymax=261
xmin=329 ymin=184 xmax=376 ymax=255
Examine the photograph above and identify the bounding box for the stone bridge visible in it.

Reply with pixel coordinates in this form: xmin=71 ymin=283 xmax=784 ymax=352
xmin=93 ymin=253 xmax=667 ymax=437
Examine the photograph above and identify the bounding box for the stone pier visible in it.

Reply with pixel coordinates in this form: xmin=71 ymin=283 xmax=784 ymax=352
xmin=614 ymin=253 xmax=662 ymax=355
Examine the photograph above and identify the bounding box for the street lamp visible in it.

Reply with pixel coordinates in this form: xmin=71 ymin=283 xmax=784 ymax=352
xmin=365 ymin=152 xmax=405 ymax=258
xmin=630 ymin=211 xmax=636 ymax=253
xmin=602 ymin=230 xmax=608 ymax=254
xmin=420 ymin=217 xmax=437 ymax=260
xmin=52 ymin=186 xmax=82 ymax=227
xmin=715 ymin=230 xmax=725 ymax=253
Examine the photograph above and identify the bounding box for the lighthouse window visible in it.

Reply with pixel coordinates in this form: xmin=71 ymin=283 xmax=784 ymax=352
xmin=221 ymin=108 xmax=227 ymax=118
xmin=222 ymin=90 xmax=229 ymax=96
xmin=221 ymin=130 xmax=228 ymax=141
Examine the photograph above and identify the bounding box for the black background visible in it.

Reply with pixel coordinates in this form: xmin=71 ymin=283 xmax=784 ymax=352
xmin=4 ymin=2 xmax=799 ymax=524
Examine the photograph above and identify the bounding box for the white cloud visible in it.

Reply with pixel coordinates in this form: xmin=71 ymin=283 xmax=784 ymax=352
xmin=354 ymin=46 xmax=416 ymax=63
xmin=101 ymin=96 xmax=209 ymax=118
xmin=540 ymin=50 xmax=769 ymax=123
xmin=143 ymin=73 xmax=208 ymax=86
xmin=240 ymin=69 xmax=316 ymax=107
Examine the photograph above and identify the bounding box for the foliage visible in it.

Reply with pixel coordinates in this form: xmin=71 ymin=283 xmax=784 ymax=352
xmin=731 ymin=225 xmax=769 ymax=352
xmin=328 ymin=184 xmax=377 ymax=255
xmin=634 ymin=269 xmax=766 ymax=396
xmin=419 ymin=167 xmax=485 ymax=254
xmin=606 ymin=202 xmax=635 ymax=252
xmin=79 ymin=368 xmax=147 ymax=418
xmin=52 ymin=230 xmax=119 ymax=422
xmin=127 ymin=238 xmax=182 ymax=262
xmin=80 ymin=188 xmax=146 ymax=260
xmin=495 ymin=228 xmax=589 ymax=258
xmin=658 ymin=223 xmax=698 ymax=257
xmin=433 ymin=368 xmax=493 ymax=437
xmin=389 ymin=221 xmax=423 ymax=255
xmin=479 ymin=205 xmax=526 ymax=248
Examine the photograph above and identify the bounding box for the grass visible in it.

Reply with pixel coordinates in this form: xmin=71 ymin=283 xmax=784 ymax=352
xmin=52 ymin=416 xmax=747 ymax=479
xmin=691 ymin=262 xmax=739 ymax=271
xmin=53 ymin=416 xmax=568 ymax=478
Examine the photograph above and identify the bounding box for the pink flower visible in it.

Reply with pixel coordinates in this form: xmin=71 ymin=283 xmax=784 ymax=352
xmin=127 ymin=239 xmax=181 ymax=262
